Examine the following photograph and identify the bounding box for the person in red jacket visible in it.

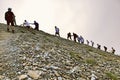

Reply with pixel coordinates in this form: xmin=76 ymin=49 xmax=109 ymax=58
xmin=5 ymin=8 xmax=15 ymax=33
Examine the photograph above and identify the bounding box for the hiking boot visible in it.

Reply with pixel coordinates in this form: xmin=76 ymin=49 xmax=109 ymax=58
xmin=7 ymin=28 xmax=9 ymax=32
xmin=12 ymin=30 xmax=15 ymax=33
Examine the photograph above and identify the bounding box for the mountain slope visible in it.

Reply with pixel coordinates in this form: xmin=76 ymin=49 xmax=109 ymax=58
xmin=0 ymin=23 xmax=120 ymax=80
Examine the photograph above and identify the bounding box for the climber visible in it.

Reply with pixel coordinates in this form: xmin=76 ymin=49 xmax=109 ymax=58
xmin=55 ymin=26 xmax=60 ymax=37
xmin=73 ymin=33 xmax=78 ymax=42
xmin=33 ymin=21 xmax=39 ymax=31
xmin=103 ymin=46 xmax=107 ymax=52
xmin=23 ymin=20 xmax=31 ymax=28
xmin=5 ymin=8 xmax=15 ymax=33
xmin=111 ymin=47 xmax=115 ymax=54
xmin=86 ymin=40 xmax=89 ymax=45
xmin=67 ymin=32 xmax=72 ymax=40
xmin=91 ymin=41 xmax=94 ymax=47
xmin=97 ymin=44 xmax=101 ymax=50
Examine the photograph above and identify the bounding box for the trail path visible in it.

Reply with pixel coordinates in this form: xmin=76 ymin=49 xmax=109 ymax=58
xmin=0 ymin=31 xmax=12 ymax=54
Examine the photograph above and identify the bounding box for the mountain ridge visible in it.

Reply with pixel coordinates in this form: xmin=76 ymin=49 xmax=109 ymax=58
xmin=0 ymin=23 xmax=120 ymax=80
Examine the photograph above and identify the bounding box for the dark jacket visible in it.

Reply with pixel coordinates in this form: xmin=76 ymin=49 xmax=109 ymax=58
xmin=5 ymin=11 xmax=15 ymax=22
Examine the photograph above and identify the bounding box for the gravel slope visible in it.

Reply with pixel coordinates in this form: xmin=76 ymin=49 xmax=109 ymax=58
xmin=0 ymin=23 xmax=120 ymax=80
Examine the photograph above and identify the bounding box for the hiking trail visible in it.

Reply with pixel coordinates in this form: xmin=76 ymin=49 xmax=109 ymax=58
xmin=0 ymin=31 xmax=13 ymax=54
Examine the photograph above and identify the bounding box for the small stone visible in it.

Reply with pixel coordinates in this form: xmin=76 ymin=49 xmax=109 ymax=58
xmin=27 ymin=70 xmax=40 ymax=79
xmin=58 ymin=76 xmax=62 ymax=80
xmin=69 ymin=66 xmax=79 ymax=73
xmin=0 ymin=63 xmax=2 ymax=66
xmin=54 ymin=71 xmax=60 ymax=77
xmin=50 ymin=66 xmax=59 ymax=69
xmin=0 ymin=67 xmax=3 ymax=71
xmin=0 ymin=75 xmax=4 ymax=79
xmin=18 ymin=74 xmax=28 ymax=80
xmin=79 ymin=78 xmax=86 ymax=80
xmin=62 ymin=75 xmax=70 ymax=79
xmin=18 ymin=72 xmax=21 ymax=74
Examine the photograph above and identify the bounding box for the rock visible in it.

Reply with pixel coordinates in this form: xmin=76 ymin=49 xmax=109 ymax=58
xmin=0 ymin=67 xmax=3 ymax=71
xmin=78 ymin=78 xmax=86 ymax=80
xmin=27 ymin=70 xmax=40 ymax=79
xmin=58 ymin=76 xmax=62 ymax=80
xmin=45 ymin=65 xmax=59 ymax=70
xmin=43 ymin=52 xmax=49 ymax=58
xmin=35 ymin=43 xmax=40 ymax=51
xmin=18 ymin=74 xmax=28 ymax=80
xmin=62 ymin=75 xmax=70 ymax=79
xmin=54 ymin=71 xmax=60 ymax=77
xmin=0 ymin=63 xmax=2 ymax=66
xmin=0 ymin=75 xmax=5 ymax=79
xmin=50 ymin=66 xmax=59 ymax=69
xmin=69 ymin=66 xmax=79 ymax=73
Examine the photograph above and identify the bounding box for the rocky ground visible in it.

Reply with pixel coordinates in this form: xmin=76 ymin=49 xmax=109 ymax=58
xmin=0 ymin=23 xmax=120 ymax=80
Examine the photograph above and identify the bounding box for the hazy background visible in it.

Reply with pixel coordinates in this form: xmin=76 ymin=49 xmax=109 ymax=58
xmin=0 ymin=0 xmax=120 ymax=55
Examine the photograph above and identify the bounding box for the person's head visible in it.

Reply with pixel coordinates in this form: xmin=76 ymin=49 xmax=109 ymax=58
xmin=8 ymin=8 xmax=12 ymax=11
xmin=34 ymin=21 xmax=36 ymax=23
xmin=24 ymin=20 xmax=27 ymax=22
xmin=55 ymin=26 xmax=57 ymax=28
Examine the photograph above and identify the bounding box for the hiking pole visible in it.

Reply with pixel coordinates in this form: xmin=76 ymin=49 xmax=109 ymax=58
xmin=14 ymin=17 xmax=17 ymax=26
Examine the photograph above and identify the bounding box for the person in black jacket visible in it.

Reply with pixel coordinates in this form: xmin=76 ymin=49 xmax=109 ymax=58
xmin=111 ymin=47 xmax=115 ymax=54
xmin=103 ymin=46 xmax=107 ymax=52
xmin=73 ymin=33 xmax=78 ymax=42
xmin=34 ymin=21 xmax=39 ymax=31
xmin=67 ymin=32 xmax=72 ymax=40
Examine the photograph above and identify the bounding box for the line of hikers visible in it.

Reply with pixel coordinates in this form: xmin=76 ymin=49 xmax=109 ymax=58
xmin=54 ymin=26 xmax=116 ymax=54
xmin=4 ymin=8 xmax=116 ymax=54
xmin=67 ymin=32 xmax=115 ymax=54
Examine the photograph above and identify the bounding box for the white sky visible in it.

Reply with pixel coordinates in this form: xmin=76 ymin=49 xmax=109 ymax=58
xmin=0 ymin=0 xmax=120 ymax=55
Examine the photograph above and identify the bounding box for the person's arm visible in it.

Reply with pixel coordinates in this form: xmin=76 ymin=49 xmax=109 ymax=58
xmin=5 ymin=12 xmax=7 ymax=21
xmin=29 ymin=23 xmax=34 ymax=25
xmin=22 ymin=22 xmax=25 ymax=26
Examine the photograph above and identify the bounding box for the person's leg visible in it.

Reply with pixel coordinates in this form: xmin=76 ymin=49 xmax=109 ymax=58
xmin=11 ymin=21 xmax=15 ymax=33
xmin=7 ymin=21 xmax=10 ymax=31
xmin=58 ymin=33 xmax=60 ymax=37
xmin=70 ymin=36 xmax=72 ymax=40
xmin=55 ymin=32 xmax=57 ymax=36
xmin=67 ymin=35 xmax=69 ymax=39
xmin=37 ymin=26 xmax=39 ymax=31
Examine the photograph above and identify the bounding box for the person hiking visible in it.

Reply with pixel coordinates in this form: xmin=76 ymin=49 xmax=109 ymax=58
xmin=97 ymin=44 xmax=101 ymax=50
xmin=55 ymin=26 xmax=60 ymax=37
xmin=77 ymin=35 xmax=82 ymax=43
xmin=5 ymin=8 xmax=15 ymax=33
xmin=80 ymin=35 xmax=84 ymax=44
xmin=73 ymin=33 xmax=78 ymax=42
xmin=111 ymin=47 xmax=115 ymax=54
xmin=33 ymin=21 xmax=39 ymax=31
xmin=86 ymin=40 xmax=89 ymax=45
xmin=23 ymin=20 xmax=31 ymax=28
xmin=103 ymin=46 xmax=107 ymax=52
xmin=77 ymin=36 xmax=81 ymax=43
xmin=91 ymin=41 xmax=94 ymax=47
xmin=67 ymin=32 xmax=72 ymax=40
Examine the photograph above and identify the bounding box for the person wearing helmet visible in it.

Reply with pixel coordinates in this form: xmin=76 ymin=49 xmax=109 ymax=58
xmin=5 ymin=8 xmax=15 ymax=33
